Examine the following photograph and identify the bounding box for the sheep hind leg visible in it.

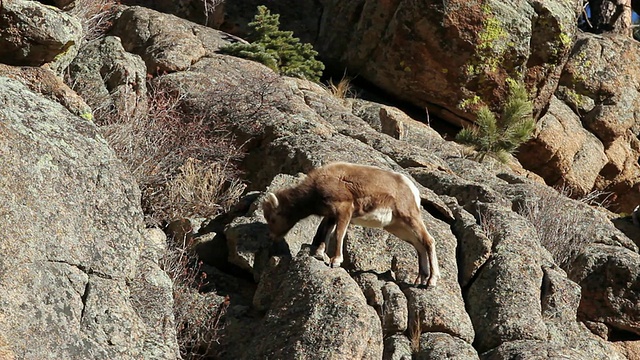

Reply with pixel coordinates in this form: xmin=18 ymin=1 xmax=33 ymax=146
xmin=385 ymin=219 xmax=437 ymax=287
xmin=413 ymin=219 xmax=440 ymax=287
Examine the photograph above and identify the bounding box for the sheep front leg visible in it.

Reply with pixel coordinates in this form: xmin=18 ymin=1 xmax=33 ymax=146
xmin=424 ymin=233 xmax=440 ymax=287
xmin=312 ymin=217 xmax=335 ymax=263
xmin=415 ymin=221 xmax=440 ymax=287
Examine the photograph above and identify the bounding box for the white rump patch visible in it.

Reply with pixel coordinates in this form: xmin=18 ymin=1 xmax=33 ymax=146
xmin=399 ymin=174 xmax=421 ymax=208
xmin=352 ymin=207 xmax=393 ymax=228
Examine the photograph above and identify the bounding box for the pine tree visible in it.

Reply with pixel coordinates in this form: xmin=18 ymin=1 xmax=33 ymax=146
xmin=220 ymin=42 xmax=278 ymax=71
xmin=456 ymin=81 xmax=536 ymax=163
xmin=221 ymin=6 xmax=324 ymax=82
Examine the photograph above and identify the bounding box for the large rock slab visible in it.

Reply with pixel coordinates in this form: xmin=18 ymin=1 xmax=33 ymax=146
xmin=62 ymin=12 xmax=638 ymax=356
xmin=0 ymin=64 xmax=91 ymax=119
xmin=539 ymin=265 xmax=624 ymax=360
xmin=243 ymin=256 xmax=383 ymax=359
xmin=130 ymin=229 xmax=180 ymax=359
xmin=221 ymin=0 xmax=578 ymax=125
xmin=121 ymin=0 xmax=226 ymax=28
xmin=410 ymin=162 xmax=624 ymax=357
xmin=569 ymin=244 xmax=640 ymax=338
xmin=482 ymin=339 xmax=623 ymax=360
xmin=465 ymin=203 xmax=548 ymax=353
xmin=559 ymin=34 xmax=640 ymax=143
xmin=518 ymin=96 xmax=608 ymax=196
xmin=383 ymin=335 xmax=412 ymax=360
xmin=415 ymin=332 xmax=479 ymax=360
xmin=0 ymin=76 xmax=177 ymax=359
xmin=215 ymin=0 xmax=640 ymax=214
xmin=111 ymin=6 xmax=230 ymax=74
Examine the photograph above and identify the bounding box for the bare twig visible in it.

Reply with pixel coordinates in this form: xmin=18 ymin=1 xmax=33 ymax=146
xmin=425 ymin=106 xmax=431 ymax=127
xmin=582 ymin=1 xmax=594 ymax=28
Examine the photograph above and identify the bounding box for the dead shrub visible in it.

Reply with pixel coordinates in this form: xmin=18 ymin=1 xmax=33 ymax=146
xmin=70 ymin=0 xmax=118 ymax=42
xmin=99 ymin=82 xmax=245 ymax=225
xmin=516 ymin=187 xmax=595 ymax=270
xmin=96 ymin=71 xmax=286 ymax=226
xmin=475 ymin=186 xmax=597 ymax=271
xmin=478 ymin=209 xmax=500 ymax=242
xmin=200 ymin=0 xmax=225 ymax=26
xmin=179 ymin=71 xmax=282 ymax=143
xmin=160 ymin=238 xmax=229 ymax=359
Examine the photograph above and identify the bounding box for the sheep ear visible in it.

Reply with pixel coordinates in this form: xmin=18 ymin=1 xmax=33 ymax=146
xmin=263 ymin=192 xmax=279 ymax=209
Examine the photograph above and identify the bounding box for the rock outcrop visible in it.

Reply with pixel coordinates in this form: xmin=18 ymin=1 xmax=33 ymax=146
xmin=111 ymin=6 xmax=230 ymax=74
xmin=67 ymin=36 xmax=148 ymax=120
xmin=138 ymin=21 xmax=634 ymax=353
xmin=570 ymin=244 xmax=640 ymax=339
xmin=0 ymin=63 xmax=92 ymax=119
xmin=519 ymin=96 xmax=608 ymax=196
xmin=545 ymin=33 xmax=640 ymax=212
xmin=119 ymin=0 xmax=226 ymax=28
xmin=0 ymin=0 xmax=83 ymax=74
xmin=217 ymin=0 xmax=579 ymax=124
xmin=108 ymin=8 xmax=639 ymax=354
xmin=243 ymin=255 xmax=383 ymax=360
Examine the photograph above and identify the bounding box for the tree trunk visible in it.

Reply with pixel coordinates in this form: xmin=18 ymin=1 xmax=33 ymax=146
xmin=589 ymin=0 xmax=632 ymax=35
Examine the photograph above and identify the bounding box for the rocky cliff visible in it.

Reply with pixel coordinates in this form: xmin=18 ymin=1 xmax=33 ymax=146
xmin=2 ymin=1 xmax=640 ymax=359
xmin=212 ymin=0 xmax=640 ymax=213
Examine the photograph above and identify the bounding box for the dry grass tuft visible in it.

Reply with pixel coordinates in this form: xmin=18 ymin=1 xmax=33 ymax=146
xmin=325 ymin=75 xmax=354 ymax=101
xmin=408 ymin=313 xmax=422 ymax=354
xmin=564 ymin=186 xmax=614 ymax=209
xmin=476 ymin=186 xmax=598 ymax=271
xmin=70 ymin=0 xmax=118 ymax=42
xmin=478 ymin=209 xmax=499 ymax=241
xmin=165 ymin=158 xmax=246 ymax=220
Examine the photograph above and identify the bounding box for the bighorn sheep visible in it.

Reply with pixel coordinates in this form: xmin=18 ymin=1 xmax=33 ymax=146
xmin=261 ymin=162 xmax=440 ymax=287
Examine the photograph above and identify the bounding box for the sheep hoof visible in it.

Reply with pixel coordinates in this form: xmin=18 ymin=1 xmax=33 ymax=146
xmin=414 ymin=273 xmax=434 ymax=287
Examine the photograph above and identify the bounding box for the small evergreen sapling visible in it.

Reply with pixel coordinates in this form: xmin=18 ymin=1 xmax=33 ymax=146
xmin=456 ymin=81 xmax=536 ymax=163
xmin=221 ymin=6 xmax=324 ymax=82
